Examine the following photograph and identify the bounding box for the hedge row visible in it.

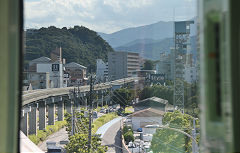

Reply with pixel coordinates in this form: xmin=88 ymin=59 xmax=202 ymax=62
xmin=28 ymin=120 xmax=67 ymax=144
xmin=122 ymin=125 xmax=134 ymax=145
xmin=92 ymin=113 xmax=118 ymax=134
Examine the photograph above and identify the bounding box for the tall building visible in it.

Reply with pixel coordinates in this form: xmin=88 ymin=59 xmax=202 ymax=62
xmin=183 ymin=66 xmax=197 ymax=83
xmin=155 ymin=53 xmax=173 ymax=80
xmin=96 ymin=59 xmax=108 ymax=82
xmin=108 ymin=51 xmax=140 ymax=80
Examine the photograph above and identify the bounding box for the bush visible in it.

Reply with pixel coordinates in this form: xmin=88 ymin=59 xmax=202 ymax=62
xmin=122 ymin=125 xmax=134 ymax=145
xmin=123 ymin=131 xmax=134 ymax=145
xmin=28 ymin=134 xmax=39 ymax=144
xmin=123 ymin=125 xmax=132 ymax=134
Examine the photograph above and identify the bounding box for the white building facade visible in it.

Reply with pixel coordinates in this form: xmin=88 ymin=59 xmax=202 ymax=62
xmin=184 ymin=66 xmax=197 ymax=83
xmin=131 ymin=108 xmax=164 ymax=131
xmin=37 ymin=62 xmax=66 ymax=88
xmin=96 ymin=59 xmax=108 ymax=82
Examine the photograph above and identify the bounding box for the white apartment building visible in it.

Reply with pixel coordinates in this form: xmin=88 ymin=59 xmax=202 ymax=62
xmin=96 ymin=59 xmax=108 ymax=82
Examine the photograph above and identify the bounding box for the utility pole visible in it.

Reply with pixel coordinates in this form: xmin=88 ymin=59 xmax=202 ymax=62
xmin=71 ymin=88 xmax=76 ymax=136
xmin=192 ymin=118 xmax=198 ymax=153
xmin=101 ymin=90 xmax=104 ymax=107
xmin=88 ymin=74 xmax=93 ymax=152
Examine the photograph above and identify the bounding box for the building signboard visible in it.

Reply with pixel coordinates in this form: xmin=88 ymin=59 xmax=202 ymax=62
xmin=52 ymin=64 xmax=59 ymax=71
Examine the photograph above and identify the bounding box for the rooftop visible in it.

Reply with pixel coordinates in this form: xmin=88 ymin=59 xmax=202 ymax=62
xmin=131 ymin=108 xmax=165 ymax=117
xmin=64 ymin=62 xmax=87 ymax=69
xmin=31 ymin=56 xmax=51 ymax=63
xmin=138 ymin=96 xmax=168 ymax=105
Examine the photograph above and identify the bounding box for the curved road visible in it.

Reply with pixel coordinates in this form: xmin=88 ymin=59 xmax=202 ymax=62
xmin=38 ymin=127 xmax=68 ymax=152
xmin=38 ymin=116 xmax=125 ymax=152
xmin=96 ymin=117 xmax=124 ymax=153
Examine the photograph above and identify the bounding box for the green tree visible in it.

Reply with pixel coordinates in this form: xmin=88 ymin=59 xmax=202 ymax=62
xmin=111 ymin=88 xmax=134 ymax=108
xmin=64 ymin=111 xmax=107 ymax=152
xmin=142 ymin=60 xmax=155 ymax=70
xmin=65 ymin=133 xmax=107 ymax=153
xmin=151 ymin=111 xmax=200 ymax=153
xmin=123 ymin=131 xmax=135 ymax=145
xmin=65 ymin=111 xmax=89 ymax=136
xmin=25 ymin=26 xmax=114 ymax=71
xmin=139 ymin=85 xmax=174 ymax=105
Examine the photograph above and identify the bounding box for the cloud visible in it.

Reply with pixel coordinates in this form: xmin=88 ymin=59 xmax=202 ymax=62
xmin=24 ymin=0 xmax=197 ymax=33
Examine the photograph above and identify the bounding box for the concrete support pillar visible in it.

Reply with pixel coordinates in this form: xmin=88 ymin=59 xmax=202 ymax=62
xmin=66 ymin=100 xmax=72 ymax=114
xmin=28 ymin=106 xmax=37 ymax=135
xmin=20 ymin=111 xmax=28 ymax=136
xmin=48 ymin=103 xmax=55 ymax=125
xmin=39 ymin=101 xmax=46 ymax=130
xmin=57 ymin=101 xmax=64 ymax=121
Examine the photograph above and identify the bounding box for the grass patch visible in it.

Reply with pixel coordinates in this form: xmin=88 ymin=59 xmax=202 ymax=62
xmin=93 ymin=107 xmax=102 ymax=112
xmin=92 ymin=113 xmax=118 ymax=134
xmin=28 ymin=120 xmax=67 ymax=145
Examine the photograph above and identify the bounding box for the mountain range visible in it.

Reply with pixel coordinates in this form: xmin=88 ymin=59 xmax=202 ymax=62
xmin=98 ymin=18 xmax=197 ymax=48
xmin=98 ymin=18 xmax=197 ymax=60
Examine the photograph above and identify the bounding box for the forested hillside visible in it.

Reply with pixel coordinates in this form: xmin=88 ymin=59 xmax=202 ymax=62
xmin=24 ymin=26 xmax=114 ymax=70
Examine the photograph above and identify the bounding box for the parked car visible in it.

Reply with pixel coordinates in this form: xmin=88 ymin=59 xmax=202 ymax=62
xmin=100 ymin=108 xmax=106 ymax=113
xmin=137 ymin=128 xmax=143 ymax=132
xmin=93 ymin=111 xmax=98 ymax=118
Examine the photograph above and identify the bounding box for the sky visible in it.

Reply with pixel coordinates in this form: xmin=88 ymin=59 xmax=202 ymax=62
xmin=24 ymin=0 xmax=197 ymax=34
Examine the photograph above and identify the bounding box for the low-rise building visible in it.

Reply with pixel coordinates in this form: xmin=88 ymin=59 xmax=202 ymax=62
xmin=37 ymin=61 xmax=65 ymax=88
xmin=23 ymin=72 xmax=50 ymax=90
xmin=65 ymin=62 xmax=87 ymax=86
xmin=134 ymin=97 xmax=168 ymax=112
xmin=27 ymin=47 xmax=68 ymax=89
xmin=130 ymin=108 xmax=165 ymax=131
xmin=28 ymin=56 xmax=51 ymax=72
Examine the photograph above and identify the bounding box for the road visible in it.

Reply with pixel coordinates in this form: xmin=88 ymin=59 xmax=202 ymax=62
xmin=38 ymin=127 xmax=68 ymax=152
xmin=37 ymin=111 xmax=103 ymax=152
xmin=100 ymin=118 xmax=123 ymax=153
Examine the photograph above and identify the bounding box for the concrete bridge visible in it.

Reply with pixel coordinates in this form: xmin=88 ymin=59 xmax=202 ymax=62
xmin=20 ymin=77 xmax=143 ymax=136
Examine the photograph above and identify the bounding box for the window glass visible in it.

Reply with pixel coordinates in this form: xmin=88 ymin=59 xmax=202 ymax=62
xmin=21 ymin=0 xmax=200 ymax=153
